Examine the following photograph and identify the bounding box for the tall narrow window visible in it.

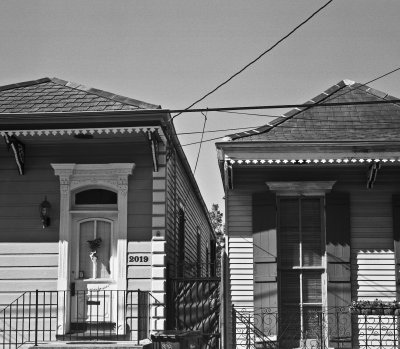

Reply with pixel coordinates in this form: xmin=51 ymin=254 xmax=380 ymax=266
xmin=177 ymin=207 xmax=185 ymax=276
xmin=196 ymin=229 xmax=202 ymax=277
xmin=278 ymin=197 xmax=324 ymax=348
xmin=210 ymin=238 xmax=217 ymax=277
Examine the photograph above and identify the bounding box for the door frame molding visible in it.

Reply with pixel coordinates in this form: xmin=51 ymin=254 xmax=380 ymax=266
xmin=52 ymin=163 xmax=135 ymax=334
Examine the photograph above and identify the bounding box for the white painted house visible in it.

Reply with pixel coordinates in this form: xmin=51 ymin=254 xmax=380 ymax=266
xmin=216 ymin=80 xmax=400 ymax=348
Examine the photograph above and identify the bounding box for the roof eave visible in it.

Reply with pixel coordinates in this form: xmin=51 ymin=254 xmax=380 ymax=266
xmin=0 ymin=110 xmax=169 ymax=130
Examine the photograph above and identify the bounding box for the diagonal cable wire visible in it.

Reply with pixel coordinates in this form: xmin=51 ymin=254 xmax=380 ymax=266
xmin=193 ymin=111 xmax=208 ymax=174
xmin=171 ymin=0 xmax=335 ymax=120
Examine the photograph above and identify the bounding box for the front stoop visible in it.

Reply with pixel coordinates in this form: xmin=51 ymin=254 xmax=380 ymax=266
xmin=26 ymin=342 xmax=152 ymax=349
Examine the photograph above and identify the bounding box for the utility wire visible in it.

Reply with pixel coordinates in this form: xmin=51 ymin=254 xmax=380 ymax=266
xmin=215 ymin=66 xmax=400 ymax=119
xmin=171 ymin=0 xmax=335 ymax=119
xmin=219 ymin=67 xmax=400 ymax=138
xmin=193 ymin=111 xmax=208 ymax=174
xmin=222 ymin=110 xmax=279 ymax=118
xmin=164 ymin=99 xmax=399 ymax=115
xmin=179 ymin=123 xmax=400 ymax=137
xmin=324 ymin=66 xmax=400 ymax=105
xmin=177 ymin=125 xmax=265 ymax=136
xmin=181 ymin=135 xmax=233 ymax=147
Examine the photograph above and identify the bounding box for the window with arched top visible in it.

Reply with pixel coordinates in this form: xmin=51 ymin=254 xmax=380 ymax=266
xmin=74 ymin=189 xmax=117 ymax=206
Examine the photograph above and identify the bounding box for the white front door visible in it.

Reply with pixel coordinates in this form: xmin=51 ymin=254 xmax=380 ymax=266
xmin=71 ymin=217 xmax=116 ymax=323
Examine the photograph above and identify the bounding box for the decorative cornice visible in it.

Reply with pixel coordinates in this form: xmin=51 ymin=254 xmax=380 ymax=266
xmin=266 ymin=181 xmax=336 ymax=196
xmin=0 ymin=126 xmax=162 ymax=139
xmin=51 ymin=163 xmax=135 ymax=194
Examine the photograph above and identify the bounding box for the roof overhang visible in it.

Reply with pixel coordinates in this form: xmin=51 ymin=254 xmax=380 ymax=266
xmin=0 ymin=110 xmax=168 ymax=130
xmin=216 ymin=140 xmax=400 ymax=178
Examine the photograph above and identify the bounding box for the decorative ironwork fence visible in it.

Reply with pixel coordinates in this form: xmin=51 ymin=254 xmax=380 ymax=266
xmin=168 ymin=262 xmax=221 ymax=349
xmin=0 ymin=289 xmax=151 ymax=348
xmin=233 ymin=306 xmax=400 ymax=349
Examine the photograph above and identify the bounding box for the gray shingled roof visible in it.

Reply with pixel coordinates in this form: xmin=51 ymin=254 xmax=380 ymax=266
xmin=0 ymin=77 xmax=160 ymax=113
xmin=228 ymin=80 xmax=400 ymax=142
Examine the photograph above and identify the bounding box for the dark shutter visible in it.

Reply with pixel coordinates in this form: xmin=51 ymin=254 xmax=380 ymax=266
xmin=326 ymin=191 xmax=351 ymax=347
xmin=392 ymin=194 xmax=400 ymax=300
xmin=253 ymin=191 xmax=277 ymax=321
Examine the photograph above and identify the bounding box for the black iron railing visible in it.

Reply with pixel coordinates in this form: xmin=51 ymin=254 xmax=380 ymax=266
xmin=233 ymin=306 xmax=400 ymax=349
xmin=0 ymin=289 xmax=153 ymax=348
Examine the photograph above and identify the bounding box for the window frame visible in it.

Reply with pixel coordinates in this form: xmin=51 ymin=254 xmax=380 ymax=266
xmin=277 ymin=195 xmax=327 ymax=345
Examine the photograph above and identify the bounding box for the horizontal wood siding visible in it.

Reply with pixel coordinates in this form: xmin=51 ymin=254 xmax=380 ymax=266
xmin=227 ymin=164 xmax=400 ymax=344
xmin=350 ymin=189 xmax=396 ymax=301
xmin=0 ymin=138 xmax=154 ymax=310
xmin=226 ymin=191 xmax=253 ymax=349
xmin=0 ymin=243 xmax=58 ymax=308
xmin=165 ymin=150 xmax=213 ymax=276
xmin=0 ymin=140 xmax=153 ymax=243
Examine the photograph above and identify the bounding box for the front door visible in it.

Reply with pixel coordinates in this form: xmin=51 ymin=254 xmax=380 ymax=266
xmin=71 ymin=217 xmax=116 ymax=324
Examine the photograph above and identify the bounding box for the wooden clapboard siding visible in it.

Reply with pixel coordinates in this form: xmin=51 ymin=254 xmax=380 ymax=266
xmin=227 ymin=191 xmax=252 ymax=236
xmin=227 ymin=163 xmax=400 ymax=343
xmin=165 ymin=150 xmax=213 ymax=274
xmin=0 ymin=141 xmax=154 ymax=243
xmin=350 ymin=189 xmax=397 ymax=300
xmin=0 ymin=243 xmax=58 ymax=309
xmin=224 ymin=191 xmax=254 ymax=349
xmin=226 ymin=191 xmax=253 ymax=309
xmin=352 ymin=251 xmax=396 ymax=300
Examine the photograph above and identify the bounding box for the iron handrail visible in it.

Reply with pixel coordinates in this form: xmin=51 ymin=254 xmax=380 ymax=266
xmin=1 ymin=289 xmax=151 ymax=348
xmin=233 ymin=306 xmax=274 ymax=349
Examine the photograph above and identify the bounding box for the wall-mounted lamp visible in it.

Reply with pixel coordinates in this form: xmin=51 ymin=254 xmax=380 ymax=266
xmin=39 ymin=196 xmax=51 ymax=228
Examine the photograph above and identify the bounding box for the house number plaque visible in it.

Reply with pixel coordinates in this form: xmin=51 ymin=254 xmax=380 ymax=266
xmin=127 ymin=253 xmax=151 ymax=266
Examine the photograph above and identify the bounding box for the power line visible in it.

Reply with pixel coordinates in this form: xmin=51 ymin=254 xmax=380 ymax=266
xmin=222 ymin=67 xmax=400 ymax=138
xmin=179 ymin=123 xmax=400 ymax=137
xmin=215 ymin=110 xmax=278 ymax=118
xmin=193 ymin=111 xmax=208 ymax=174
xmin=171 ymin=0 xmax=335 ymax=119
xmin=176 ymin=125 xmax=265 ymax=136
xmin=167 ymin=99 xmax=400 ymax=115
xmin=324 ymin=67 xmax=400 ymax=105
xmin=181 ymin=135 xmax=233 ymax=147
xmin=214 ymin=66 xmax=400 ymax=119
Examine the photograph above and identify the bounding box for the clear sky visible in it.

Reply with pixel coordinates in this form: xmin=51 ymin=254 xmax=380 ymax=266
xmin=1 ymin=0 xmax=399 ymax=214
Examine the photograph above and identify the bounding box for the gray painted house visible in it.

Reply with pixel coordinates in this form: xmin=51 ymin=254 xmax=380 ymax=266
xmin=0 ymin=78 xmax=216 ymax=347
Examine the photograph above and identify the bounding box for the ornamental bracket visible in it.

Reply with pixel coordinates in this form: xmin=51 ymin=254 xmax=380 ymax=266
xmin=147 ymin=130 xmax=159 ymax=172
xmin=3 ymin=133 xmax=25 ymax=175
xmin=224 ymin=160 xmax=233 ymax=190
xmin=367 ymin=162 xmax=381 ymax=189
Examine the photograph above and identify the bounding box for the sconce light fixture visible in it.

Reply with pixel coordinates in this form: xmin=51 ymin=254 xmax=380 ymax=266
xmin=39 ymin=196 xmax=51 ymax=228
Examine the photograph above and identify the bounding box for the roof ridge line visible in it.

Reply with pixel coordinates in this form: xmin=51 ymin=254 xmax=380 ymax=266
xmin=0 ymin=78 xmax=51 ymax=93
xmin=354 ymin=83 xmax=400 ymax=111
xmin=226 ymin=79 xmax=350 ymax=141
xmin=50 ymin=77 xmax=161 ymax=110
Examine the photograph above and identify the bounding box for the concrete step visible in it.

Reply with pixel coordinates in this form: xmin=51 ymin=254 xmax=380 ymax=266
xmin=25 ymin=341 xmax=151 ymax=349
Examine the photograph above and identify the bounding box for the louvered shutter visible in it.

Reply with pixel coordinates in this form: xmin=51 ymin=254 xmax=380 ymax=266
xmin=326 ymin=192 xmax=351 ymax=347
xmin=253 ymin=191 xmax=277 ymax=334
xmin=392 ymin=195 xmax=400 ymax=300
